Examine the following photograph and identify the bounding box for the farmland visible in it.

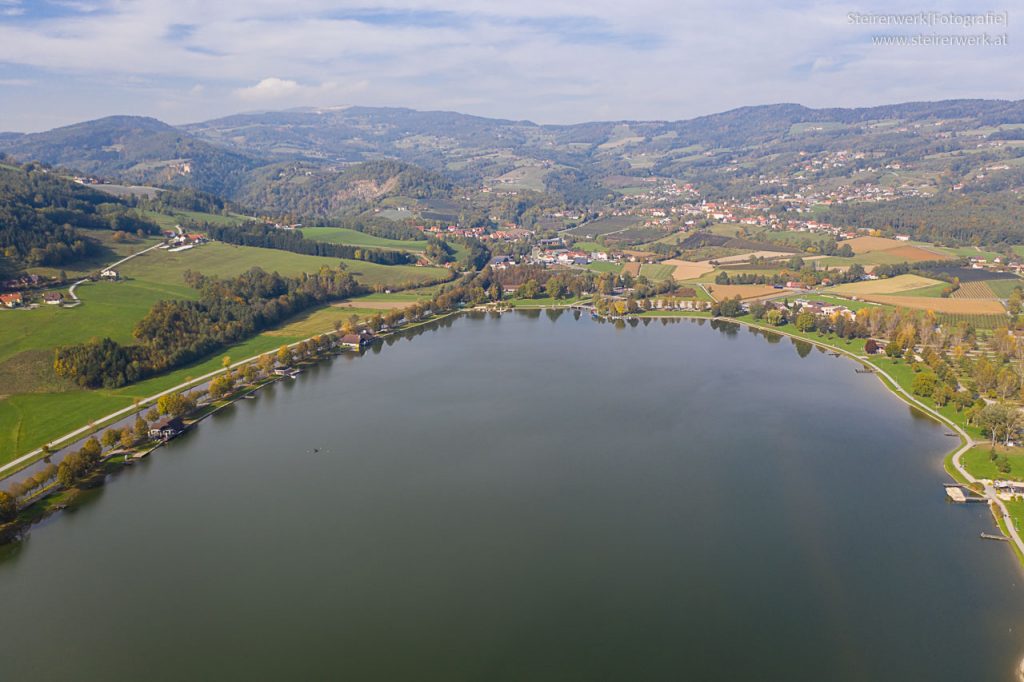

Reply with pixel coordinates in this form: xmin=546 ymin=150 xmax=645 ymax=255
xmin=830 ymin=274 xmax=946 ymax=296
xmin=986 ymin=278 xmax=1023 ymax=298
xmin=935 ymin=313 xmax=1010 ymax=329
xmin=705 ymin=284 xmax=780 ymax=301
xmin=298 ymin=227 xmax=428 ymax=252
xmin=0 ymin=239 xmax=453 ymax=464
xmin=638 ymin=264 xmax=676 ymax=281
xmin=117 ymin=242 xmax=451 ymax=289
xmin=951 ymin=281 xmax=998 ymax=299
xmin=659 ymin=259 xmax=715 ymax=281
xmin=858 ymin=294 xmax=1005 ymax=314
xmin=564 ymin=216 xmax=642 ymax=239
xmin=839 ymin=236 xmax=907 ymax=253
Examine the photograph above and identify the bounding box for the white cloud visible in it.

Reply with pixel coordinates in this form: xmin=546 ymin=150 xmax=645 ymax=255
xmin=0 ymin=0 xmax=1018 ymax=129
xmin=235 ymin=77 xmax=303 ymax=101
xmin=234 ymin=77 xmax=368 ymax=104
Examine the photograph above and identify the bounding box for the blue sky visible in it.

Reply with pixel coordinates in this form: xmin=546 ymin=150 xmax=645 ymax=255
xmin=0 ymin=0 xmax=1018 ymax=131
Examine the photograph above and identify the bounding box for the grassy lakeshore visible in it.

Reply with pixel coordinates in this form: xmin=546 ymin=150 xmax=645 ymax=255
xmin=6 ymin=301 xmax=1023 ymax=568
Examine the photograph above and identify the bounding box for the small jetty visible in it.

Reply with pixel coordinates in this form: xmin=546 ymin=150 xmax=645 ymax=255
xmin=980 ymin=532 xmax=1009 ymax=542
xmin=855 ymin=367 xmax=875 ymax=374
xmin=945 ymin=486 xmax=987 ymax=503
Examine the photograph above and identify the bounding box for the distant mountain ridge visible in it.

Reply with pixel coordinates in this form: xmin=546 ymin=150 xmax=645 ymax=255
xmin=2 ymin=98 xmax=1023 ymax=216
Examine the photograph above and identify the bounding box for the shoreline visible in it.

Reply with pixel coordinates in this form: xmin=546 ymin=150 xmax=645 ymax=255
xmin=3 ymin=306 xmax=1023 ymax=569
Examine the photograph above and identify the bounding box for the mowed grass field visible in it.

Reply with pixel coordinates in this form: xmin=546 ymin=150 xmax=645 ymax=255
xmin=0 ymin=242 xmax=453 ymax=463
xmin=962 ymin=445 xmax=1024 ymax=482
xmin=983 ymin=278 xmax=1022 ymax=298
xmin=0 ymin=279 xmax=196 ymax=367
xmin=830 ymin=274 xmax=945 ymax=296
xmin=118 ymin=242 xmax=450 ymax=289
xmin=639 ymin=263 xmax=676 ymax=281
xmin=299 ymin=227 xmax=428 ymax=252
xmin=26 ymin=231 xmax=164 ymax=280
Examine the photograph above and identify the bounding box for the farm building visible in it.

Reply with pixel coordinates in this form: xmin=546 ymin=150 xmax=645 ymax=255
xmin=43 ymin=292 xmax=63 ymax=305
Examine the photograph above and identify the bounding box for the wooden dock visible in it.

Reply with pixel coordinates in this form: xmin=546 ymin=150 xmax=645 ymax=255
xmin=944 ymin=486 xmax=987 ymax=503
xmin=980 ymin=533 xmax=1009 ymax=542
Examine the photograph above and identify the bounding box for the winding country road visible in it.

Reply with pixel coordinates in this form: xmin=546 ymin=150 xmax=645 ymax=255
xmin=66 ymin=241 xmax=164 ymax=305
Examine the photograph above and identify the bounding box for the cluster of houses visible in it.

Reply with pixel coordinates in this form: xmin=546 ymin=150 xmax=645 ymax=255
xmin=1 ymin=273 xmax=48 ymax=292
xmin=968 ymin=256 xmax=1024 ymax=274
xmin=165 ymin=232 xmax=207 ymax=251
xmin=1 ymin=290 xmax=64 ymax=308
xmin=417 ymin=225 xmax=487 ymax=239
xmin=791 ymin=298 xmax=855 ymax=318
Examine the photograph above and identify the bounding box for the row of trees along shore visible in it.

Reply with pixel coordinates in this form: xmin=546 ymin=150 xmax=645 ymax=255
xmin=717 ymin=294 xmax=1024 ymax=474
xmin=7 ymin=266 xmax=537 ymax=522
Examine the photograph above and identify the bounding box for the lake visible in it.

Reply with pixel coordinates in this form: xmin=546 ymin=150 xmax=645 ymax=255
xmin=2 ymin=311 xmax=1023 ymax=680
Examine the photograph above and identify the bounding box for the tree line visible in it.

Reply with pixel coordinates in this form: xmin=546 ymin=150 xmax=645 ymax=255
xmin=54 ymin=266 xmax=364 ymax=388
xmin=205 ymin=223 xmax=417 ymax=265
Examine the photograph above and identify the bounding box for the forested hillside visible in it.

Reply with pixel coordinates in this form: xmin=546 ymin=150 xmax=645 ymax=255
xmin=0 ymin=161 xmax=159 ymax=271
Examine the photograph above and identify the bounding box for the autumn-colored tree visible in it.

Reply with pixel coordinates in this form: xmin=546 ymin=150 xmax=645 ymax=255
xmin=243 ymin=364 xmax=259 ymax=384
xmin=0 ymin=491 xmax=17 ymax=522
xmin=276 ymin=345 xmax=292 ymax=366
xmin=101 ymin=429 xmax=120 ymax=448
xmin=209 ymin=374 xmax=235 ymax=400
xmin=134 ymin=415 xmax=149 ymax=441
xmin=157 ymin=392 xmax=189 ymax=416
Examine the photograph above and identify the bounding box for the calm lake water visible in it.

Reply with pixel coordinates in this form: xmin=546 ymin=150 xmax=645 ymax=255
xmin=2 ymin=312 xmax=1023 ymax=680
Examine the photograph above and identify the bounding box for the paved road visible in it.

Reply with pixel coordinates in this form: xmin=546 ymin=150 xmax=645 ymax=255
xmin=66 ymin=241 xmax=164 ymax=306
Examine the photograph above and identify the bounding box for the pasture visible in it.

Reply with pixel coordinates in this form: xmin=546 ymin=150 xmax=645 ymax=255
xmin=986 ymin=278 xmax=1023 ymax=298
xmin=585 ymin=262 xmax=623 ymax=274
xmin=117 ymin=242 xmax=450 ymax=289
xmin=639 ymin=264 xmax=676 ymax=281
xmin=299 ymin=227 xmax=428 ymax=252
